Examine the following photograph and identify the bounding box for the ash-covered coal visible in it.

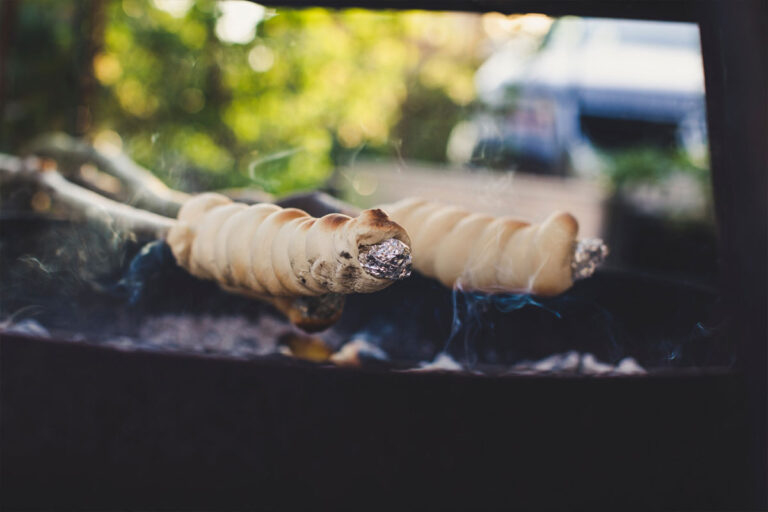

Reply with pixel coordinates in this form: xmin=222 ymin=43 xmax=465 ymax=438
xmin=506 ymin=351 xmax=646 ymax=376
xmin=107 ymin=314 xmax=286 ymax=357
xmin=410 ymin=351 xmax=646 ymax=376
xmin=1 ymin=317 xmax=50 ymax=338
xmin=415 ymin=352 xmax=464 ymax=372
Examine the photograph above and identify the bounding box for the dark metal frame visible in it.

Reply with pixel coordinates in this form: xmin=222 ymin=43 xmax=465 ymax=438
xmin=2 ymin=0 xmax=765 ymax=509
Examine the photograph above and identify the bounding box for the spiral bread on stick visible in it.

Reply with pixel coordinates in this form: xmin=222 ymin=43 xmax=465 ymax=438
xmin=166 ymin=193 xmax=412 ymax=300
xmin=380 ymin=197 xmax=604 ymax=296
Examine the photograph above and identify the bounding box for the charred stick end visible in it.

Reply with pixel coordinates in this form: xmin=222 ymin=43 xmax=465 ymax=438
xmin=572 ymin=238 xmax=609 ymax=281
xmin=274 ymin=294 xmax=345 ymax=332
xmin=358 ymin=238 xmax=412 ymax=280
xmin=291 ymin=293 xmax=345 ymax=321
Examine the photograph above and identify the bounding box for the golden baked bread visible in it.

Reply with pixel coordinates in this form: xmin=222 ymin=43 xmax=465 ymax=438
xmin=380 ymin=197 xmax=579 ymax=296
xmin=167 ymin=193 xmax=411 ymax=298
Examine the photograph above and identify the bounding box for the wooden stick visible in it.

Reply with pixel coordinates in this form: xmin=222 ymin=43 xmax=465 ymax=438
xmin=0 ymin=153 xmax=175 ymax=240
xmin=27 ymin=133 xmax=191 ymax=217
xmin=26 ymin=134 xmax=368 ymax=221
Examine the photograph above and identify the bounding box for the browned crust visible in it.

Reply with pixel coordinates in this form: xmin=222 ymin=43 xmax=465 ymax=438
xmin=361 ymin=208 xmax=389 ymax=224
xmin=502 ymin=218 xmax=530 ymax=230
xmin=299 ymin=218 xmax=317 ymax=230
xmin=359 ymin=208 xmax=402 ymax=230
xmin=273 ymin=208 xmax=309 ymax=223
xmin=319 ymin=213 xmax=352 ymax=227
xmin=554 ymin=212 xmax=579 ymax=237
xmin=356 ymin=209 xmax=410 ymax=248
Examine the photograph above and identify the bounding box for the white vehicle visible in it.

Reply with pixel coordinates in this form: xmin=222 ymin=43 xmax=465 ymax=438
xmin=467 ymin=17 xmax=707 ymax=174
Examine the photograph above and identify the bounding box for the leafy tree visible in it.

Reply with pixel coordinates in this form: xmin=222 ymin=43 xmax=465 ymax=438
xmin=4 ymin=0 xmax=481 ymax=195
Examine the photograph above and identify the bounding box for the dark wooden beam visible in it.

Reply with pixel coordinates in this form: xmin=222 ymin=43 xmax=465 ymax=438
xmin=248 ymin=0 xmax=701 ymax=21
xmin=699 ymin=0 xmax=768 ymax=508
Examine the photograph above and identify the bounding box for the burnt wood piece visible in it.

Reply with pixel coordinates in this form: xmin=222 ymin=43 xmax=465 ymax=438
xmin=245 ymin=0 xmax=702 ymax=22
xmin=0 ymin=332 xmax=750 ymax=511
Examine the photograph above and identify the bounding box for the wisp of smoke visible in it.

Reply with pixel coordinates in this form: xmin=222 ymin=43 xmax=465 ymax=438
xmin=442 ymin=281 xmax=561 ymax=368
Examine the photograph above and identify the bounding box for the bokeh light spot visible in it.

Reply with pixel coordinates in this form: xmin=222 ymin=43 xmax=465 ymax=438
xmin=152 ymin=0 xmax=194 ymax=18
xmin=121 ymin=0 xmax=143 ymax=18
xmin=93 ymin=53 xmax=122 ymax=85
xmin=352 ymin=171 xmax=379 ymax=196
xmin=215 ymin=1 xmax=265 ymax=44
xmin=93 ymin=130 xmax=124 ymax=156
xmin=248 ymin=45 xmax=274 ymax=72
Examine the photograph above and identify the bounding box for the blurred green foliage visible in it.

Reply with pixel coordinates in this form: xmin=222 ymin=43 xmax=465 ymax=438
xmin=3 ymin=0 xmax=481 ymax=194
xmin=604 ymin=146 xmax=710 ymax=188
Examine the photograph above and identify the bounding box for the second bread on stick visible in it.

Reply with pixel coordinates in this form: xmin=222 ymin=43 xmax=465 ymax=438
xmin=379 ymin=197 xmax=579 ymax=296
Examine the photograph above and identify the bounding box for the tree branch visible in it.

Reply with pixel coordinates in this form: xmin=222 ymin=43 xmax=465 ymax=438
xmin=0 ymin=153 xmax=175 ymax=240
xmin=27 ymin=133 xmax=191 ymax=217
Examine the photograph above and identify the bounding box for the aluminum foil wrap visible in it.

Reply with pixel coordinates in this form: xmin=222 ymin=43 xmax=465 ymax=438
xmin=358 ymin=238 xmax=412 ymax=280
xmin=571 ymin=238 xmax=609 ymax=280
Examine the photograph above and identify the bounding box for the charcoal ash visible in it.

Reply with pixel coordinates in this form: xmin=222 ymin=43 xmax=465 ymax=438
xmin=409 ymin=351 xmax=646 ymax=376
xmin=0 ymin=310 xmax=651 ymax=375
xmin=330 ymin=338 xmax=390 ymax=367
xmin=134 ymin=314 xmax=285 ymax=357
xmin=414 ymin=352 xmax=464 ymax=372
xmin=506 ymin=351 xmax=646 ymax=376
xmin=1 ymin=317 xmax=50 ymax=338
